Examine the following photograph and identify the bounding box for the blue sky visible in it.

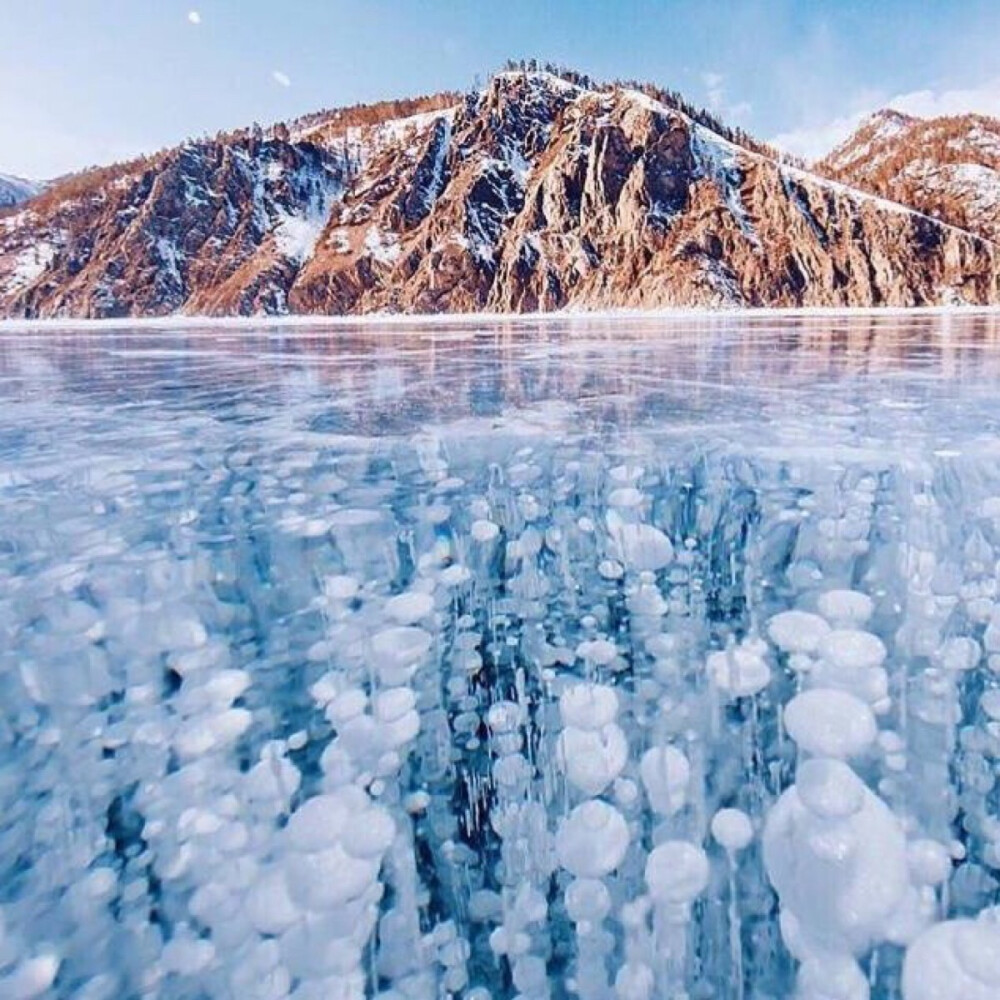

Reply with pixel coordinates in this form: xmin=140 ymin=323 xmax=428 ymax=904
xmin=4 ymin=0 xmax=1000 ymax=179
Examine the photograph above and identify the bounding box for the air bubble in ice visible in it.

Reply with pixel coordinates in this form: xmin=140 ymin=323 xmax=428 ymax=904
xmin=555 ymin=800 xmax=630 ymax=878
xmin=645 ymin=841 xmax=710 ymax=904
xmin=783 ymin=689 xmax=878 ymax=759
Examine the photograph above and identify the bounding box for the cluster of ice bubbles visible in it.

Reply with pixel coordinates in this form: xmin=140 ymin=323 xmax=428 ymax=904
xmin=3 ymin=398 xmax=1000 ymax=999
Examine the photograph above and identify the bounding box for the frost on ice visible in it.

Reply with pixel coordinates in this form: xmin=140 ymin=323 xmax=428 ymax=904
xmin=2 ymin=319 xmax=1000 ymax=1000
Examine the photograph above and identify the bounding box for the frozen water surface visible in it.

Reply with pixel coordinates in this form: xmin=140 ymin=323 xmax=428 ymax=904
xmin=3 ymin=313 xmax=1000 ymax=999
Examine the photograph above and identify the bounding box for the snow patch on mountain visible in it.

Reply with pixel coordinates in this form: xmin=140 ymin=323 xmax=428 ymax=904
xmin=364 ymin=225 xmax=401 ymax=264
xmin=501 ymin=139 xmax=532 ymax=186
xmin=327 ymin=227 xmax=352 ymax=254
xmin=962 ymin=124 xmax=1000 ymax=159
xmin=377 ymin=107 xmax=457 ymax=148
xmin=691 ymin=124 xmax=760 ymax=246
xmin=297 ymin=107 xmax=458 ymax=183
xmin=902 ymin=159 xmax=1000 ymax=214
xmin=8 ymin=241 xmax=56 ymax=291
xmin=155 ymin=238 xmax=184 ymax=288
xmin=274 ymin=211 xmax=328 ymax=263
xmin=621 ymin=88 xmax=672 ymax=117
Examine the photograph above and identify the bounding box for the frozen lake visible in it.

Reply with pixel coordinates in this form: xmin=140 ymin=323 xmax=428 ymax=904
xmin=2 ymin=312 xmax=1000 ymax=1000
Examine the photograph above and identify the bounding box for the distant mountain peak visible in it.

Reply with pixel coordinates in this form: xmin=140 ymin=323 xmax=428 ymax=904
xmin=0 ymin=173 xmax=41 ymax=209
xmin=817 ymin=109 xmax=921 ymax=176
xmin=864 ymin=107 xmax=920 ymax=129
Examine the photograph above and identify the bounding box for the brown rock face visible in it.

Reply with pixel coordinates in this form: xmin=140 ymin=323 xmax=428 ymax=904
xmin=818 ymin=110 xmax=1000 ymax=246
xmin=2 ymin=73 xmax=998 ymax=318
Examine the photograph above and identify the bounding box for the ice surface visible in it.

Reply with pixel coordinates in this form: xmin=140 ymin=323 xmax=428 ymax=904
xmin=2 ymin=312 xmax=1000 ymax=999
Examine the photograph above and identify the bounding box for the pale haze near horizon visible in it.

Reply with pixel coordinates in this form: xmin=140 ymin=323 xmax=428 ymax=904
xmin=3 ymin=0 xmax=1000 ymax=180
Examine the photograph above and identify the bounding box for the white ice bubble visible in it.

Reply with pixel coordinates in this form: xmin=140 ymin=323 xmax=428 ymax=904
xmin=598 ymin=559 xmax=624 ymax=580
xmin=615 ymin=961 xmax=655 ymax=1000
xmin=707 ymin=641 xmax=771 ymax=698
xmin=818 ymin=629 xmax=887 ymax=672
xmin=245 ymin=868 xmax=302 ymax=936
xmin=936 ymin=636 xmax=982 ymax=672
xmin=326 ymin=687 xmax=368 ymax=724
xmin=286 ymin=790 xmax=362 ymax=851
xmin=0 ymin=953 xmax=61 ymax=1000
xmin=174 ymin=708 xmax=252 ymax=758
xmin=608 ymin=516 xmax=674 ymax=572
xmin=793 ymin=757 xmax=866 ymax=820
xmin=764 ymin=758 xmax=912 ymax=960
xmin=555 ymin=800 xmax=630 ymax=878
xmin=486 ymin=700 xmax=524 ymax=733
xmin=796 ymin=954 xmax=870 ymax=1000
xmin=330 ymin=508 xmax=381 ymax=528
xmin=817 ymin=590 xmax=874 ymax=627
xmin=471 ymin=519 xmax=500 ymax=542
xmin=384 ymin=591 xmax=435 ymax=623
xmin=284 ymin=843 xmax=381 ymax=911
xmin=576 ymin=638 xmax=618 ymax=667
xmin=645 ymin=841 xmax=710 ymax=905
xmin=195 ymin=668 xmax=251 ymax=708
xmin=902 ymin=911 xmax=1000 ymax=1000
xmin=557 ymin=724 xmax=628 ymax=796
xmin=711 ymin=808 xmax=754 ymax=852
xmin=438 ymin=563 xmax=472 ymax=587
xmin=340 ymin=804 xmax=395 ymax=859
xmin=608 ymin=487 xmax=643 ymax=508
xmin=767 ymin=610 xmax=831 ymax=655
xmin=907 ymin=840 xmax=952 ymax=887
xmin=244 ymin=753 xmax=301 ymax=807
xmin=640 ymin=745 xmax=690 ymax=816
xmin=324 ymin=574 xmax=360 ymax=600
xmin=559 ymin=683 xmax=619 ymax=729
xmin=162 ymin=936 xmax=215 ymax=975
xmin=609 ymin=463 xmax=644 ymax=483
xmin=981 ymin=690 xmax=1000 ymax=720
xmin=372 ymin=686 xmax=416 ymax=723
xmin=564 ymin=878 xmax=611 ymax=923
xmin=783 ymin=689 xmax=878 ymax=759
xmin=371 ymin=626 xmax=432 ymax=684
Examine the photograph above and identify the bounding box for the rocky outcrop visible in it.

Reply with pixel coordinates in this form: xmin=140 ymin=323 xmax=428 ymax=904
xmin=2 ymin=72 xmax=997 ymax=318
xmin=818 ymin=110 xmax=1000 ymax=246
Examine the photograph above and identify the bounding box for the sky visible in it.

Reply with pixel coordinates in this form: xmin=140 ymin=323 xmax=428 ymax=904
xmin=4 ymin=0 xmax=1000 ymax=179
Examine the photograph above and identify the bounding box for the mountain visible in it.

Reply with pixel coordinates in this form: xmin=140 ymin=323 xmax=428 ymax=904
xmin=0 ymin=173 xmax=40 ymax=209
xmin=817 ymin=110 xmax=1000 ymax=245
xmin=1 ymin=71 xmax=997 ymax=319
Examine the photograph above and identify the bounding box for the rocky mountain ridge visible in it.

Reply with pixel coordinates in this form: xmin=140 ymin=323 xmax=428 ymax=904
xmin=1 ymin=71 xmax=997 ymax=318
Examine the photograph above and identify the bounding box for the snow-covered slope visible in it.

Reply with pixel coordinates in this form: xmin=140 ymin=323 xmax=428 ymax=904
xmin=0 ymin=172 xmax=40 ymax=209
xmin=1 ymin=72 xmax=997 ymax=318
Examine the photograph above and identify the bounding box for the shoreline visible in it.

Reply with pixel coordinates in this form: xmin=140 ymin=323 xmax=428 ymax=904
xmin=2 ymin=303 xmax=1000 ymax=333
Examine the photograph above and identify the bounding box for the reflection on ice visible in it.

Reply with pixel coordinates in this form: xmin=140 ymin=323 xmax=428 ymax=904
xmin=2 ymin=313 xmax=1000 ymax=999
